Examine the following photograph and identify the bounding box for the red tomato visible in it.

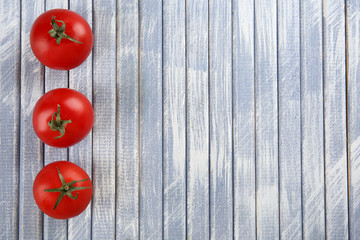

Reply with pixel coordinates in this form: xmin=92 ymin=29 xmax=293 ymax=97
xmin=30 ymin=9 xmax=93 ymax=70
xmin=33 ymin=161 xmax=92 ymax=219
xmin=32 ymin=88 xmax=94 ymax=148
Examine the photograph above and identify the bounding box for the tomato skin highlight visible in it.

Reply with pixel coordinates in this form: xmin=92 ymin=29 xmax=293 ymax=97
xmin=32 ymin=88 xmax=94 ymax=148
xmin=33 ymin=161 xmax=92 ymax=219
xmin=30 ymin=9 xmax=93 ymax=70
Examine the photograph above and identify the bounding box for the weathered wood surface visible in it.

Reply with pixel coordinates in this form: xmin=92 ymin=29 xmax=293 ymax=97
xmin=0 ymin=0 xmax=358 ymax=239
xmin=92 ymin=0 xmax=116 ymax=239
xmin=278 ymin=0 xmax=302 ymax=239
xmin=323 ymin=0 xmax=348 ymax=239
xmin=233 ymin=0 xmax=256 ymax=239
xmin=186 ymin=0 xmax=209 ymax=239
xmin=254 ymin=0 xmax=279 ymax=238
xmin=300 ymin=0 xmax=326 ymax=239
xmin=0 ymin=1 xmax=20 ymax=240
xmin=115 ymin=0 xmax=139 ymax=239
xmin=163 ymin=0 xmax=186 ymax=238
xmin=347 ymin=1 xmax=360 ymax=239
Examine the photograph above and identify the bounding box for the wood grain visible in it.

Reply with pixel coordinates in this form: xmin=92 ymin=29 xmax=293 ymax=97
xmin=139 ymin=0 xmax=163 ymax=238
xmin=255 ymin=0 xmax=279 ymax=239
xmin=68 ymin=0 xmax=93 ymax=239
xmin=19 ymin=0 xmax=45 ymax=239
xmin=323 ymin=0 xmax=349 ymax=239
xmin=232 ymin=0 xmax=256 ymax=239
xmin=346 ymin=0 xmax=360 ymax=239
xmin=277 ymin=0 xmax=302 ymax=239
xmin=163 ymin=0 xmax=186 ymax=238
xmin=186 ymin=0 xmax=210 ymax=239
xmin=0 ymin=1 xmax=20 ymax=239
xmin=92 ymin=0 xmax=116 ymax=238
xmin=209 ymin=0 xmax=233 ymax=239
xmin=300 ymin=0 xmax=326 ymax=239
xmin=116 ymin=0 xmax=139 ymax=239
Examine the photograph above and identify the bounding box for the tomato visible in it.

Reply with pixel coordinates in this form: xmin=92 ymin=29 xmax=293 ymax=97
xmin=33 ymin=161 xmax=92 ymax=219
xmin=32 ymin=88 xmax=94 ymax=148
xmin=30 ymin=9 xmax=93 ymax=70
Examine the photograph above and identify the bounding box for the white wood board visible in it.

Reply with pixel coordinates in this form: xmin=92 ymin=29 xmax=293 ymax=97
xmin=323 ymin=0 xmax=349 ymax=238
xmin=0 ymin=1 xmax=21 ymax=239
xmin=209 ymin=0 xmax=233 ymax=238
xmin=139 ymin=0 xmax=163 ymax=238
xmin=278 ymin=0 xmax=302 ymax=239
xmin=254 ymin=0 xmax=279 ymax=238
xmin=92 ymin=0 xmax=117 ymax=238
xmin=186 ymin=0 xmax=210 ymax=239
xmin=233 ymin=0 xmax=256 ymax=239
xmin=163 ymin=0 xmax=187 ymax=238
xmin=346 ymin=0 xmax=360 ymax=239
xmin=300 ymin=0 xmax=326 ymax=239
xmin=19 ymin=0 xmax=45 ymax=239
xmin=115 ymin=0 xmax=140 ymax=239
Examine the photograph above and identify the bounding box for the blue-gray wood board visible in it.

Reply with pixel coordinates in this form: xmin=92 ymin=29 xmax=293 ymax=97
xmin=0 ymin=0 xmax=358 ymax=239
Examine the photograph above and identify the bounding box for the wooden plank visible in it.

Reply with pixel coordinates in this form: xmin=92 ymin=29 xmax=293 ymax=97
xmin=186 ymin=0 xmax=210 ymax=238
xmin=163 ymin=0 xmax=186 ymax=238
xmin=232 ymin=0 xmax=256 ymax=239
xmin=0 ymin=1 xmax=20 ymax=239
xmin=139 ymin=0 xmax=163 ymax=238
xmin=347 ymin=1 xmax=360 ymax=238
xmin=19 ymin=1 xmax=45 ymax=239
xmin=92 ymin=0 xmax=116 ymax=239
xmin=254 ymin=0 xmax=279 ymax=239
xmin=300 ymin=0 xmax=326 ymax=239
xmin=68 ymin=0 xmax=93 ymax=239
xmin=115 ymin=0 xmax=139 ymax=239
xmin=208 ymin=0 xmax=233 ymax=239
xmin=323 ymin=0 xmax=349 ymax=239
xmin=277 ymin=0 xmax=302 ymax=239
xmin=43 ymin=1 xmax=69 ymax=239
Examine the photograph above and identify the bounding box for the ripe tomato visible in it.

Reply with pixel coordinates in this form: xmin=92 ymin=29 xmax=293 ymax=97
xmin=32 ymin=88 xmax=94 ymax=148
xmin=33 ymin=161 xmax=92 ymax=219
xmin=30 ymin=9 xmax=93 ymax=70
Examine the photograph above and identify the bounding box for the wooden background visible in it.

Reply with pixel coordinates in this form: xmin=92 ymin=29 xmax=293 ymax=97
xmin=1 ymin=0 xmax=359 ymax=239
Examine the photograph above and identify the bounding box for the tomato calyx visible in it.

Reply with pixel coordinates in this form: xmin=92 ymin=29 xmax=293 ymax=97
xmin=44 ymin=167 xmax=90 ymax=210
xmin=48 ymin=16 xmax=83 ymax=45
xmin=48 ymin=104 xmax=72 ymax=139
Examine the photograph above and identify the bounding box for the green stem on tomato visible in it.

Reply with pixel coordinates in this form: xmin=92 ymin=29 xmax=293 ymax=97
xmin=48 ymin=16 xmax=83 ymax=45
xmin=44 ymin=167 xmax=90 ymax=210
xmin=48 ymin=104 xmax=72 ymax=139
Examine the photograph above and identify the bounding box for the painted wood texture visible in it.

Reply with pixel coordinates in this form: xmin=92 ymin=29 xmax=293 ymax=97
xmin=92 ymin=0 xmax=116 ymax=239
xmin=209 ymin=0 xmax=233 ymax=239
xmin=163 ymin=0 xmax=186 ymax=238
xmin=254 ymin=0 xmax=279 ymax=239
xmin=278 ymin=0 xmax=302 ymax=239
xmin=300 ymin=0 xmax=326 ymax=239
xmin=1 ymin=0 xmax=359 ymax=239
xmin=19 ymin=0 xmax=45 ymax=239
xmin=323 ymin=1 xmax=348 ymax=239
xmin=347 ymin=1 xmax=360 ymax=239
xmin=233 ymin=0 xmax=256 ymax=239
xmin=186 ymin=0 xmax=210 ymax=239
xmin=0 ymin=1 xmax=20 ymax=239
xmin=139 ymin=0 xmax=163 ymax=239
xmin=116 ymin=0 xmax=139 ymax=239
